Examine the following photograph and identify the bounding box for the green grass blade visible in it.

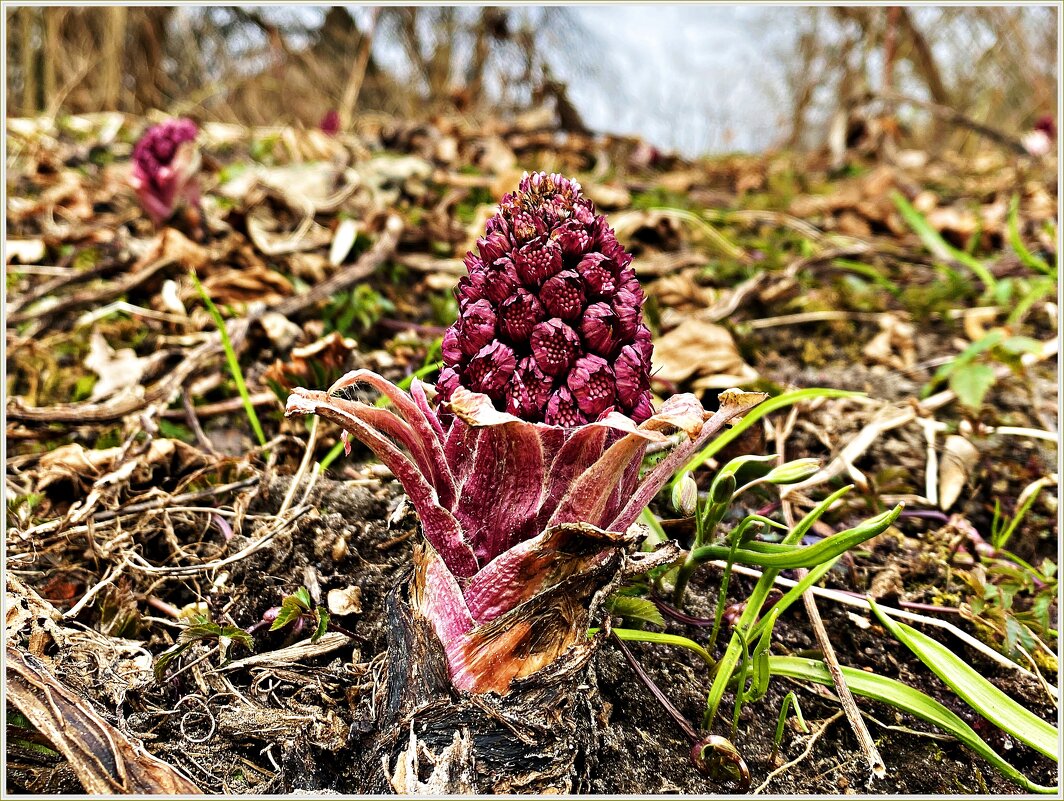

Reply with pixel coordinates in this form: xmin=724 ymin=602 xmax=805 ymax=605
xmin=768 ymin=656 xmax=1058 ymax=794
xmin=890 ymin=191 xmax=997 ymax=293
xmin=747 ymin=555 xmax=841 ymax=642
xmin=683 ymin=389 xmax=862 ymax=476
xmin=639 ymin=506 xmax=668 ymax=548
xmin=869 ymin=599 xmax=1058 ymax=761
xmin=925 ymin=328 xmax=1005 ymax=392
xmin=774 ymin=690 xmax=809 ymax=753
xmin=1007 ymin=194 xmax=1053 ymax=275
xmin=588 ymin=627 xmax=714 ymax=669
xmin=691 ymin=505 xmax=902 ymax=569
xmin=831 ymin=258 xmax=901 ymax=295
xmin=318 ymin=439 xmax=347 ymax=473
xmin=190 ymin=270 xmax=268 ymax=448
xmin=648 ymin=207 xmax=749 ymax=263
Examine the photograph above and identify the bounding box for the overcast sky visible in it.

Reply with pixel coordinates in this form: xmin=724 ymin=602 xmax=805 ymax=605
xmin=556 ymin=5 xmax=799 ymax=155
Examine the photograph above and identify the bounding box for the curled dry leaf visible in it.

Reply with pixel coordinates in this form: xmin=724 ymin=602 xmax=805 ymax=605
xmin=220 ymin=162 xmax=360 ymax=256
xmin=476 ymin=136 xmax=518 ymax=175
xmin=218 ymin=162 xmax=354 ymax=211
xmin=583 ymin=182 xmax=631 ymax=210
xmin=963 ymin=307 xmax=1000 ymax=342
xmin=246 ymin=204 xmax=334 ymax=256
xmin=263 ymin=331 xmax=359 ymax=395
xmin=200 ymin=264 xmax=293 ymax=307
xmin=651 ymin=317 xmax=758 ymax=389
xmin=327 ymin=586 xmax=363 ymax=616
xmin=939 ymin=434 xmax=980 ymax=511
xmin=7 ymin=647 xmax=202 ymax=794
xmin=132 ymin=226 xmax=211 ymax=274
xmin=863 ymin=313 xmax=916 ymax=370
xmin=257 ymin=311 xmax=302 ymax=352
xmin=8 ymin=171 xmax=94 ymax=226
xmin=649 ymin=270 xmax=720 ymax=311
xmin=35 ymin=439 xmax=207 ymax=492
xmin=6 ymin=238 xmax=46 ymax=264
xmin=610 ymin=209 xmax=685 ymax=251
xmin=927 ymin=206 xmax=980 ymax=247
xmin=329 ymin=217 xmax=360 ymax=266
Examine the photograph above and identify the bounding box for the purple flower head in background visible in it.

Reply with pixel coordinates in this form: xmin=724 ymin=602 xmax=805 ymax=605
xmin=438 ymin=172 xmax=654 ymax=425
xmin=285 ymin=172 xmax=766 ymax=694
xmin=319 ymin=109 xmax=341 ymax=136
xmin=129 ymin=118 xmax=201 ymax=226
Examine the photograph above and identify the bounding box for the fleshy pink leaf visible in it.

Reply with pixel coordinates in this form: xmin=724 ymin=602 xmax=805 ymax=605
xmin=329 ymin=370 xmax=455 ymax=507
xmin=415 ymin=546 xmax=475 ymax=676
xmin=448 ymin=390 xmax=546 ymax=563
xmin=286 ymin=388 xmax=477 ymax=576
xmin=548 ymin=425 xmax=666 ymax=530
xmin=462 ymin=523 xmax=626 ymax=624
xmin=411 ymin=378 xmax=446 ymax=444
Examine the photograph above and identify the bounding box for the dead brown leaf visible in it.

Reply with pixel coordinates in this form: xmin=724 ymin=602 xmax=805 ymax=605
xmin=83 ymin=332 xmax=151 ymax=402
xmin=651 ymin=318 xmax=758 ymax=389
xmin=36 ymin=439 xmax=207 ymax=491
xmin=263 ymin=331 xmax=359 ymax=394
xmin=132 ymin=227 xmax=211 ymax=274
xmin=939 ymin=434 xmax=980 ymax=511
xmin=863 ymin=313 xmax=916 ymax=370
xmin=648 ymin=270 xmax=720 ymax=311
xmin=7 ymin=647 xmax=202 ymax=794
xmin=200 ymin=264 xmax=293 ymax=307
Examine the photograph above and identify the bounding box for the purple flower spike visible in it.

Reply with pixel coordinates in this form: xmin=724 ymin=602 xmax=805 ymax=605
xmin=129 ymin=118 xmax=200 ymax=226
xmin=465 ymin=341 xmax=516 ymax=399
xmin=567 ymin=355 xmax=617 ymax=417
xmin=576 ymin=252 xmax=616 ymax=297
xmin=580 ymin=302 xmax=619 ymax=357
xmin=507 ymin=356 xmax=552 ymax=419
xmin=437 ymin=170 xmax=655 ymax=422
xmin=531 ymin=318 xmax=581 ymax=377
xmin=615 ymin=344 xmax=651 ymax=408
xmin=284 ymin=173 xmax=770 ymax=696
xmin=515 ymin=237 xmax=563 ymax=286
xmin=500 ymin=289 xmax=545 ymax=344
xmin=545 ymin=385 xmax=587 ymax=427
xmin=457 ymin=299 xmax=497 ymax=356
xmin=482 ymin=257 xmax=520 ymax=304
xmin=319 ymin=109 xmax=341 ymax=135
xmin=540 ymin=270 xmax=586 ymax=320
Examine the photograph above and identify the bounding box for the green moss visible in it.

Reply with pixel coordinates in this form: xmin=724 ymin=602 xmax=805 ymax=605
xmin=630 ymin=187 xmax=697 ymax=211
xmin=454 ymin=186 xmax=495 ymax=225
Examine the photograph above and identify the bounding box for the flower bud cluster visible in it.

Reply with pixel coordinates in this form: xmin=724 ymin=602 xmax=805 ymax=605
xmin=438 ymin=172 xmax=654 ymax=425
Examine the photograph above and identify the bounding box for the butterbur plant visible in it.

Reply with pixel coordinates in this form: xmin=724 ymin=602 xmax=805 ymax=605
xmin=129 ymin=118 xmax=201 ymax=226
xmin=286 ymin=172 xmax=767 ymax=694
xmin=436 ymin=171 xmax=654 ymax=424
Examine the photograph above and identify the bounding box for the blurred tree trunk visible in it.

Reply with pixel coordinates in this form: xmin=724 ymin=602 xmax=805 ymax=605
xmin=881 ymin=7 xmax=901 ymax=155
xmin=339 ymin=9 xmax=379 ymax=127
xmin=465 ymin=8 xmax=508 ymax=109
xmin=128 ymin=8 xmax=173 ymax=111
xmin=100 ymin=7 xmax=126 ymax=110
xmin=786 ymin=21 xmax=821 ymax=149
xmin=20 ymin=8 xmax=36 ymax=114
xmin=42 ymin=9 xmax=61 ymax=111
xmin=896 ymin=8 xmax=950 ymax=145
xmin=426 ymin=7 xmax=456 ymax=103
xmin=896 ymin=8 xmax=950 ymax=106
